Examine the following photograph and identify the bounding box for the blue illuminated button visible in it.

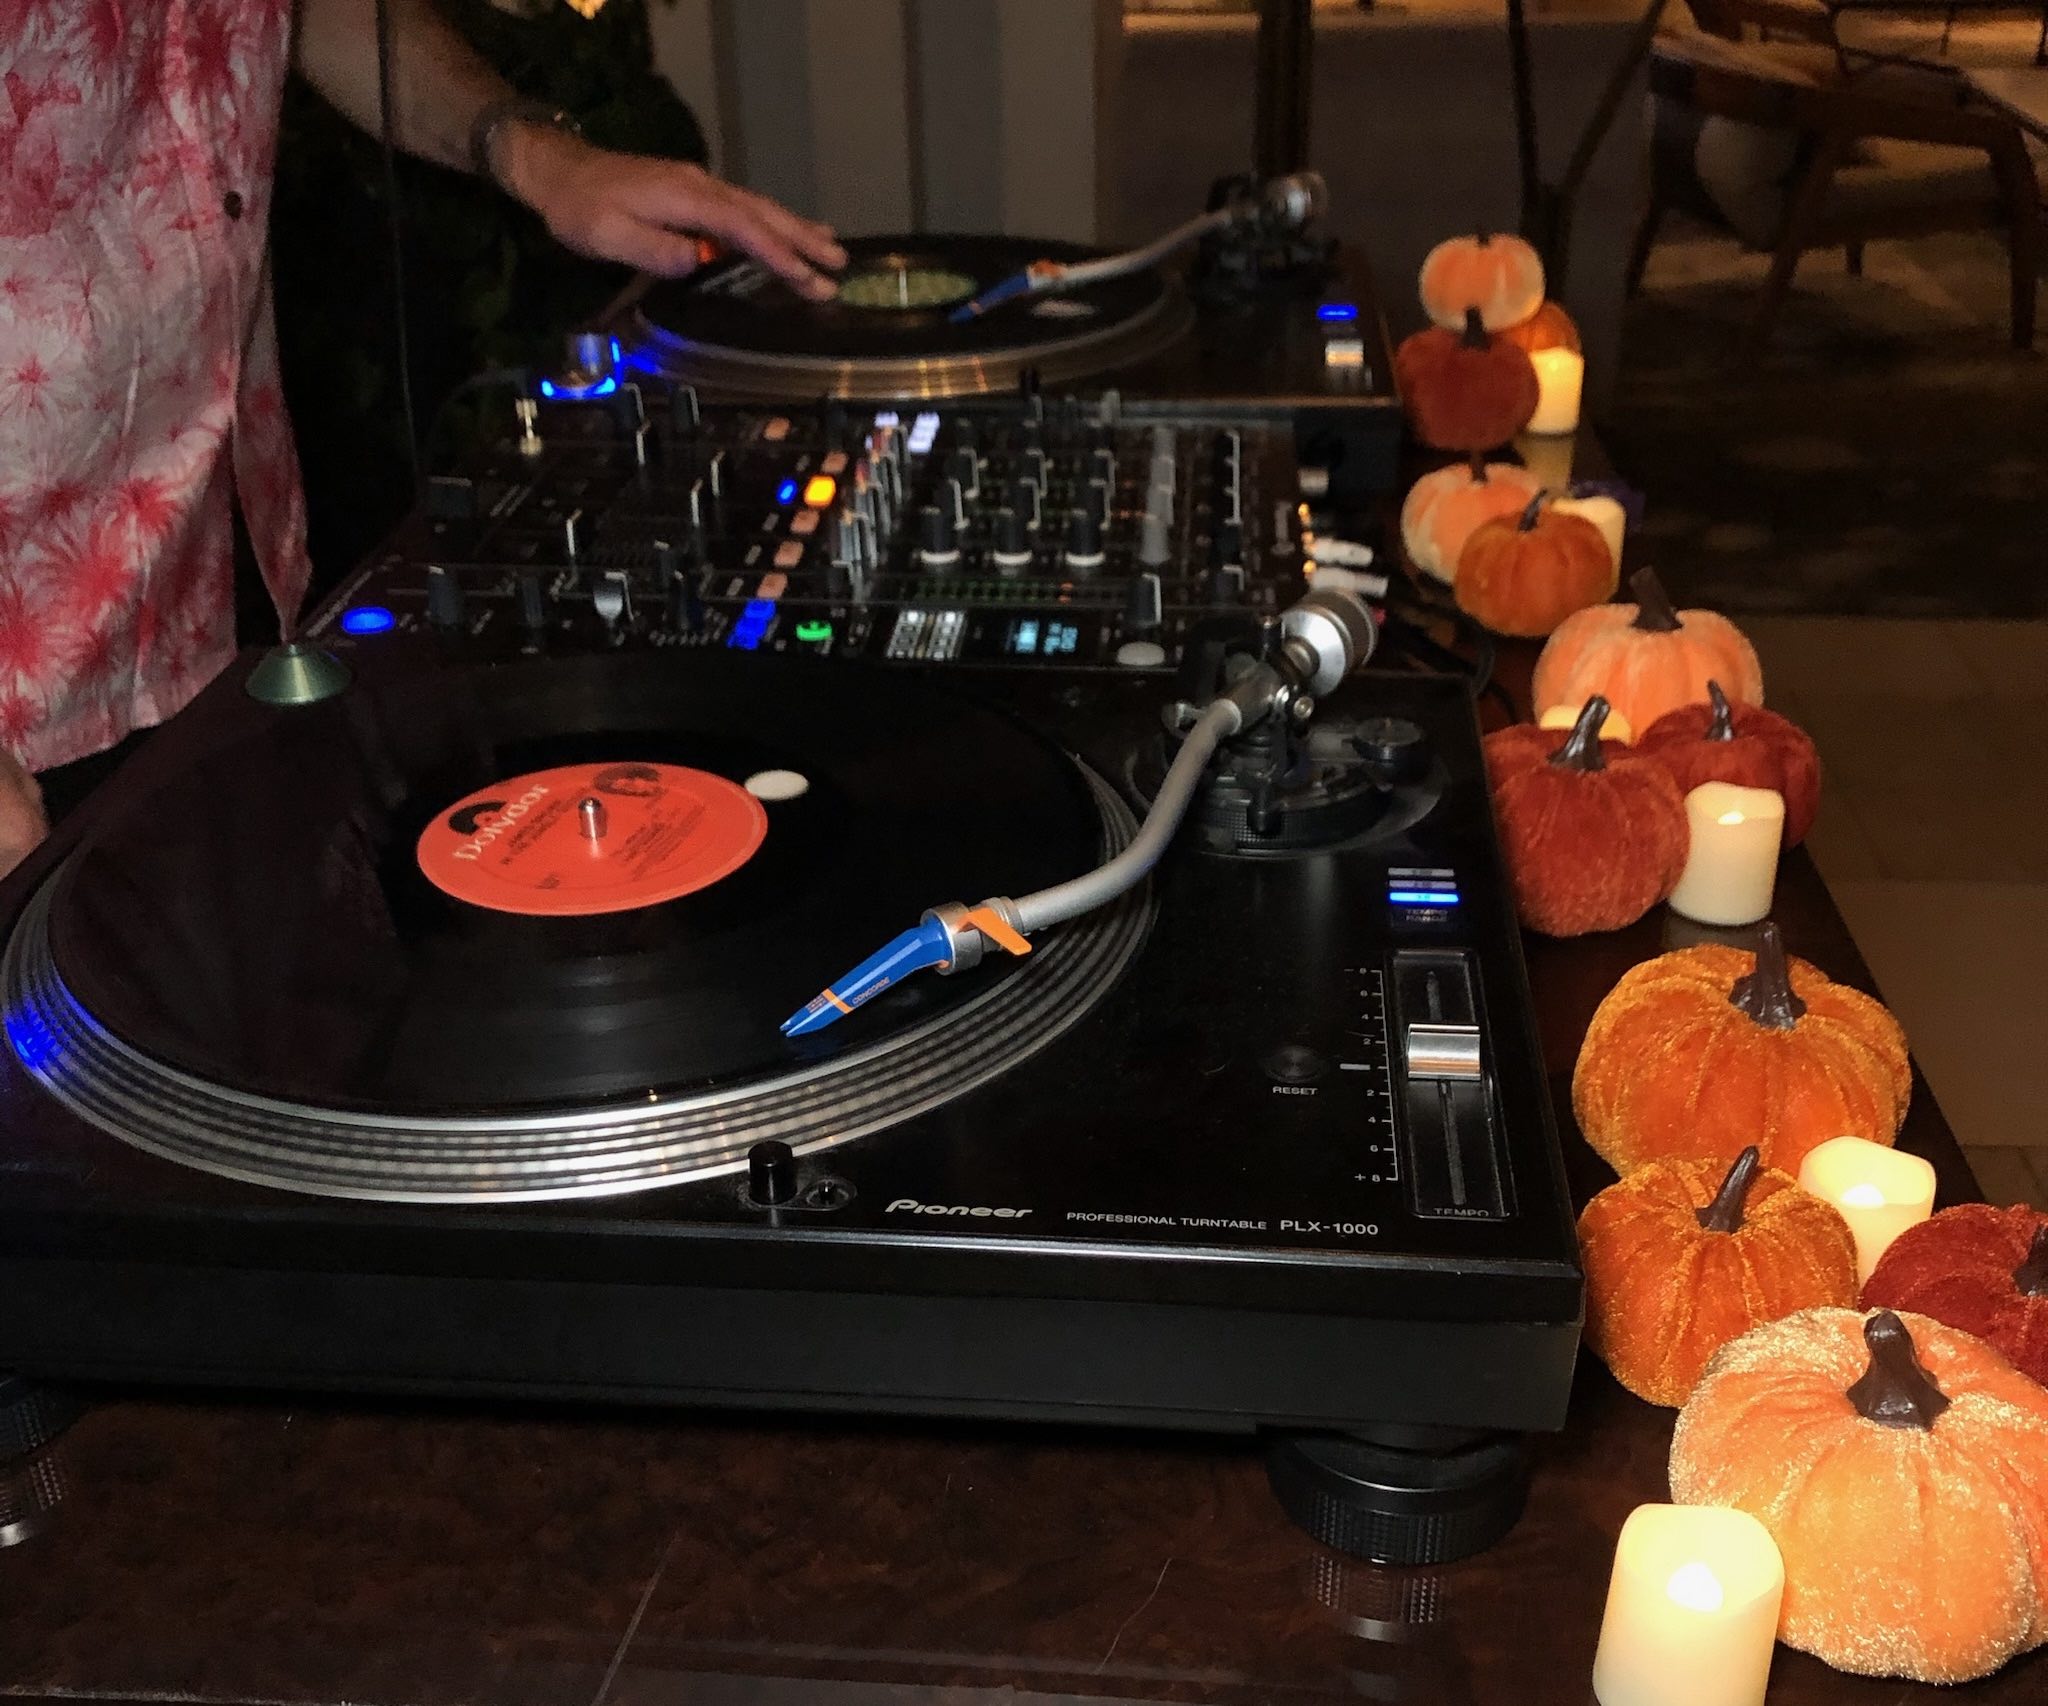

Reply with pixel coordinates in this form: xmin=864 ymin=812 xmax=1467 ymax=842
xmin=1317 ymin=302 xmax=1360 ymax=323
xmin=341 ymin=605 xmax=395 ymax=635
xmin=1388 ymin=866 xmax=1460 ymax=910
xmin=775 ymin=478 xmax=799 ymax=506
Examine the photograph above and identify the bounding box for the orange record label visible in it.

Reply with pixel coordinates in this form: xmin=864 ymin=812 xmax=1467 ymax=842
xmin=416 ymin=762 xmax=768 ymax=917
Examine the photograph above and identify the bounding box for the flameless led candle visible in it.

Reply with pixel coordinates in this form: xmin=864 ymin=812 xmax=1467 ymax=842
xmin=1667 ymin=784 xmax=1784 ymax=927
xmin=1526 ymin=347 xmax=1585 ymax=435
xmin=1540 ymin=701 xmax=1634 ymax=744
xmin=1593 ymin=1504 xmax=1784 ymax=1706
xmin=1514 ymin=430 xmax=1575 ymax=491
xmin=1797 ymin=1135 xmax=1937 ymax=1282
xmin=1554 ymin=491 xmax=1627 ymax=571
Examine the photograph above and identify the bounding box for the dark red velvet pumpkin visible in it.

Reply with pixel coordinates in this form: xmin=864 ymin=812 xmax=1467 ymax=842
xmin=1393 ymin=308 xmax=1540 ymax=453
xmin=1637 ymin=682 xmax=1824 ymax=846
xmin=1864 ymin=1204 xmax=2048 ymax=1389
xmin=1482 ymin=697 xmax=1690 ymax=936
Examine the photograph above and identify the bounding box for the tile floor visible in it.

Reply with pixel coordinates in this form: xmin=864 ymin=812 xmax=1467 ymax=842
xmin=1746 ymin=617 xmax=2048 ymax=1207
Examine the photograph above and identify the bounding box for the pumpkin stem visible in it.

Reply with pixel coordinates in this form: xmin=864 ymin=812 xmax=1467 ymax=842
xmin=1706 ymin=681 xmax=1736 ymax=743
xmin=1547 ymin=697 xmax=1611 ymax=772
xmin=1847 ymin=1311 xmax=1952 ymax=1431
xmin=2014 ymin=1224 xmax=2048 ymax=1296
xmin=1628 ymin=568 xmax=1684 ymax=634
xmin=1518 ymin=490 xmax=1548 ymax=531
xmin=1696 ymin=1146 xmax=1762 ymax=1234
xmin=1461 ymin=307 xmax=1489 ymax=350
xmin=1729 ymin=923 xmax=1807 ymax=1030
xmin=1468 ymin=451 xmax=1488 ymax=481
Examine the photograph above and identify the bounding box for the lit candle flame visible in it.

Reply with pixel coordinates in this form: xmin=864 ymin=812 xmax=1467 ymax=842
xmin=1716 ymin=811 xmax=1746 ymax=827
xmin=1665 ymin=1561 xmax=1727 ymax=1614
xmin=1841 ymin=1182 xmax=1887 ymax=1208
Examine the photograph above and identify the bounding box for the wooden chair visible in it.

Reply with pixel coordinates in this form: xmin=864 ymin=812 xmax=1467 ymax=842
xmin=1635 ymin=33 xmax=2041 ymax=351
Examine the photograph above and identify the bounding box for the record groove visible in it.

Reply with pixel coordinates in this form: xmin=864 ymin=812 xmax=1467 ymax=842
xmin=2 ymin=770 xmax=1147 ymax=1203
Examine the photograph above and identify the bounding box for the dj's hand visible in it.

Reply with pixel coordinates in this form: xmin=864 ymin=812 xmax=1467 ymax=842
xmin=0 ymin=752 xmax=48 ymax=881
xmin=499 ymin=125 xmax=847 ymax=301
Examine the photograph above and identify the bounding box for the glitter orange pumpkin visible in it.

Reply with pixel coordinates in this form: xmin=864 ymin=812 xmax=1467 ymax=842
xmin=1533 ymin=568 xmax=1764 ymax=734
xmin=1574 ymin=923 xmax=1910 ymax=1175
xmin=1635 ymin=680 xmax=1823 ymax=846
xmin=1393 ymin=309 xmax=1540 ymax=453
xmin=1671 ymin=1308 xmax=2048 ymax=1682
xmin=1864 ymin=1203 xmax=2048 ymax=1388
xmin=1577 ymin=1146 xmax=1858 ymax=1406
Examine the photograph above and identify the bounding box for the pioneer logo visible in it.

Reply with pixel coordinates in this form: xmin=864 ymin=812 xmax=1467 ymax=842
xmin=886 ymin=1198 xmax=1031 ymax=1219
xmin=449 ymin=782 xmax=552 ymax=859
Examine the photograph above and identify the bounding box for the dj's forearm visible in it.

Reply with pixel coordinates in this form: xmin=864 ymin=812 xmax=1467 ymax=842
xmin=294 ymin=0 xmax=506 ymax=175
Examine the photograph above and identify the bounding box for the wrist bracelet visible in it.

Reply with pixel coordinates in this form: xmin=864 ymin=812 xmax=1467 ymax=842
xmin=469 ymin=98 xmax=582 ymax=189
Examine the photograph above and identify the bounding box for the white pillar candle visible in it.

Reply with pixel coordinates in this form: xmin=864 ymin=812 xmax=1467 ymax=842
xmin=1526 ymin=347 xmax=1585 ymax=435
xmin=1553 ymin=492 xmax=1627 ymax=571
xmin=1514 ymin=430 xmax=1576 ymax=491
xmin=1593 ymin=1504 xmax=1784 ymax=1706
xmin=1667 ymin=784 xmax=1784 ymax=927
xmin=1540 ymin=701 xmax=1634 ymax=744
xmin=1797 ymin=1136 xmax=1938 ymax=1283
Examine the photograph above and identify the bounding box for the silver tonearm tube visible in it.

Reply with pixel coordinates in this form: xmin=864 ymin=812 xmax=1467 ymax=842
xmin=933 ymin=586 xmax=1375 ymax=966
xmin=947 ymin=173 xmax=1328 ymax=324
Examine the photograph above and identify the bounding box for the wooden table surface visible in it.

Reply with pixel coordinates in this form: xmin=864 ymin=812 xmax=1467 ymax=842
xmin=1 ymin=634 xmax=2037 ymax=1704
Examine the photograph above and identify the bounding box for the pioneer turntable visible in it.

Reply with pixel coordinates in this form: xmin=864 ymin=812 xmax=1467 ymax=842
xmin=0 ymin=181 xmax=1575 ymax=1562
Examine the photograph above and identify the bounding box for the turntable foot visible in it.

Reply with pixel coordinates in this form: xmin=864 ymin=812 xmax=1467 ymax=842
xmin=1 ymin=1374 xmax=81 ymax=1465
xmin=245 ymin=641 xmax=351 ymax=706
xmin=1265 ymin=1429 xmax=1530 ymax=1565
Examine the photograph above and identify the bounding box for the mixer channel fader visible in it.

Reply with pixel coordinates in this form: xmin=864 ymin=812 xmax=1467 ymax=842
xmin=318 ymin=386 xmax=1323 ymax=673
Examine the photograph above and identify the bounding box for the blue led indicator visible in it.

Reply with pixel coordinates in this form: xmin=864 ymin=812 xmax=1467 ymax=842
xmin=1388 ymin=891 xmax=1461 ymax=907
xmin=341 ymin=605 xmax=396 ymax=636
xmin=537 ymin=373 xmax=618 ymax=401
xmin=6 ymin=1006 xmax=60 ymax=1073
xmin=609 ymin=337 xmax=622 ymax=365
xmin=776 ymin=479 xmax=799 ymax=505
xmin=1317 ymin=302 xmax=1360 ymax=323
xmin=1011 ymin=618 xmax=1041 ymax=655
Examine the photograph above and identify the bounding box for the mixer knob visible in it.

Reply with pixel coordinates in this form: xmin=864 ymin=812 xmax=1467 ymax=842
xmin=670 ymin=384 xmax=701 ymax=434
xmin=1086 ymin=477 xmax=1113 ymax=527
xmin=1148 ymin=452 xmax=1177 ymax=496
xmin=1208 ymin=563 xmax=1247 ymax=605
xmin=426 ymin=565 xmax=466 ymax=631
xmin=947 ymin=445 xmax=981 ymax=502
xmin=1063 ymin=506 xmax=1104 ymax=571
xmin=1008 ymin=475 xmax=1042 ymax=530
xmin=1125 ymin=571 xmax=1164 ymax=634
xmin=1149 ymin=424 xmax=1176 ymax=460
xmin=561 ymin=509 xmax=583 ymax=562
xmin=1089 ymin=446 xmax=1117 ymax=490
xmin=1020 ymin=447 xmax=1048 ymax=494
xmin=918 ymin=503 xmax=961 ymax=567
xmin=1137 ymin=510 xmax=1172 ymax=568
xmin=592 ymin=571 xmax=633 ymax=632
xmin=1354 ymin=717 xmax=1432 ymax=787
xmin=941 ymin=475 xmax=968 ymax=529
xmin=990 ymin=506 xmax=1034 ymax=572
xmin=517 ymin=570 xmax=548 ymax=633
xmin=663 ymin=568 xmax=698 ymax=634
xmin=1210 ymin=517 xmax=1243 ymax=567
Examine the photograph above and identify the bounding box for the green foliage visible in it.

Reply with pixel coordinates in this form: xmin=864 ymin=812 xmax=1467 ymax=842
xmin=272 ymin=0 xmax=707 ymax=583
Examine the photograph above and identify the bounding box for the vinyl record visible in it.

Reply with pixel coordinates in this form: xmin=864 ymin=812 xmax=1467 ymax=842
xmin=634 ymin=234 xmax=1195 ymax=400
xmin=41 ymin=651 xmax=1111 ymax=1118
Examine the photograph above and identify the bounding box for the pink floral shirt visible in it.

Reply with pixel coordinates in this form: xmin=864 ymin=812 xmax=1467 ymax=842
xmin=1 ymin=0 xmax=312 ymax=772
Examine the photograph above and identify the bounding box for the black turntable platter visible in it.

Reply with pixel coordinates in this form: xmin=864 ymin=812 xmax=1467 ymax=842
xmin=634 ymin=234 xmax=1195 ymax=400
xmin=3 ymin=653 xmax=1147 ymax=1199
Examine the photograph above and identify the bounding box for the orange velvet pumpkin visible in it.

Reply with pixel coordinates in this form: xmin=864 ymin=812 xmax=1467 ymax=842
xmin=1579 ymin=1146 xmax=1859 ymax=1406
xmin=1497 ymin=298 xmax=1583 ymax=355
xmin=1454 ymin=493 xmax=1620 ymax=638
xmin=1532 ymin=569 xmax=1765 ymax=734
xmin=1574 ymin=924 xmax=1911 ymax=1176
xmin=1482 ymin=698 xmax=1689 ymax=936
xmin=1418 ymin=232 xmax=1547 ymax=332
xmin=1399 ymin=456 xmax=1541 ymax=584
xmin=1865 ymin=1204 xmax=2048 ymax=1388
xmin=1637 ymin=681 xmax=1823 ymax=846
xmin=1671 ymin=1308 xmax=2048 ymax=1682
xmin=1393 ymin=309 xmax=1540 ymax=453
